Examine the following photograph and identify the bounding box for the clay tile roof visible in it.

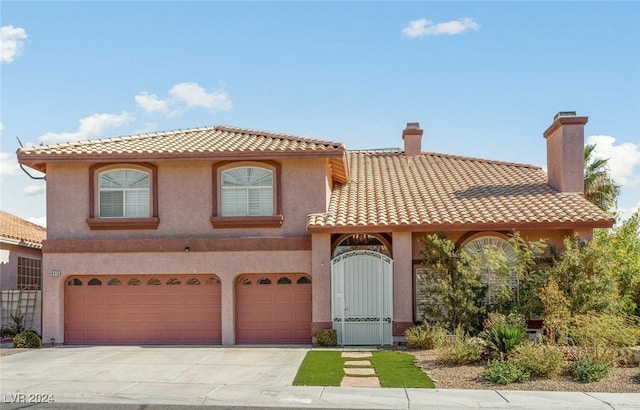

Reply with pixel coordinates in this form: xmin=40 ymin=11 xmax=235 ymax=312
xmin=307 ymin=151 xmax=614 ymax=231
xmin=0 ymin=211 xmax=46 ymax=248
xmin=17 ymin=125 xmax=347 ymax=175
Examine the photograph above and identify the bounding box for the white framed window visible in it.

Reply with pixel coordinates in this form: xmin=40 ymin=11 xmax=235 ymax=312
xmin=98 ymin=169 xmax=150 ymax=218
xmin=221 ymin=167 xmax=273 ymax=217
xmin=463 ymin=235 xmax=517 ymax=305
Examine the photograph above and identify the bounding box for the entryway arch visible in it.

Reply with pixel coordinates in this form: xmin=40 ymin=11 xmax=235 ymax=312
xmin=331 ymin=250 xmax=393 ymax=346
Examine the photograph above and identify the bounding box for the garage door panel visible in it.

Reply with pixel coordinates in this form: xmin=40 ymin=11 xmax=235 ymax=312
xmin=65 ymin=275 xmax=221 ymax=345
xmin=236 ymin=274 xmax=311 ymax=344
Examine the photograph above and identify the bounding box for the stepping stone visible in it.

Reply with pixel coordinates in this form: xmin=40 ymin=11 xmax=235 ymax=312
xmin=344 ymin=367 xmax=376 ymax=376
xmin=340 ymin=376 xmax=381 ymax=387
xmin=341 ymin=352 xmax=372 ymax=358
xmin=344 ymin=360 xmax=372 ymax=366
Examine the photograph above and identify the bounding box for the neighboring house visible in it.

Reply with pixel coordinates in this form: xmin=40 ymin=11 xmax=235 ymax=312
xmin=0 ymin=210 xmax=46 ymax=333
xmin=16 ymin=112 xmax=614 ymax=346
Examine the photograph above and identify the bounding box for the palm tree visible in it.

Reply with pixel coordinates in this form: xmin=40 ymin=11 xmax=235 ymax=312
xmin=584 ymin=143 xmax=621 ymax=212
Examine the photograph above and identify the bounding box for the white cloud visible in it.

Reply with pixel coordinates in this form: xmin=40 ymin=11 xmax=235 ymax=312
xmin=169 ymin=82 xmax=232 ymax=111
xmin=23 ymin=185 xmax=45 ymax=197
xmin=1 ymin=25 xmax=28 ymax=63
xmin=0 ymin=122 xmax=4 ymax=133
xmin=134 ymin=92 xmax=170 ymax=113
xmin=402 ymin=17 xmax=480 ymax=37
xmin=39 ymin=112 xmax=134 ymax=144
xmin=587 ymin=135 xmax=640 ymax=186
xmin=0 ymin=152 xmax=19 ymax=177
xmin=135 ymin=82 xmax=232 ymax=116
xmin=27 ymin=216 xmax=46 ymax=228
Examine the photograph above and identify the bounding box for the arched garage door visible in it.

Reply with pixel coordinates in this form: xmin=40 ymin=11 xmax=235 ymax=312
xmin=235 ymin=273 xmax=312 ymax=344
xmin=65 ymin=274 xmax=221 ymax=345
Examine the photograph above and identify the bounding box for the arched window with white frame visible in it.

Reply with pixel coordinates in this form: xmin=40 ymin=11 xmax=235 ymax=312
xmin=221 ymin=167 xmax=273 ymax=217
xmin=463 ymin=235 xmax=518 ymax=306
xmin=98 ymin=169 xmax=150 ymax=218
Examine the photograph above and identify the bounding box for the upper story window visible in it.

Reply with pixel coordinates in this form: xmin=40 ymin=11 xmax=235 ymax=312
xmin=221 ymin=167 xmax=273 ymax=217
xmin=87 ymin=163 xmax=159 ymax=230
xmin=210 ymin=161 xmax=283 ymax=228
xmin=99 ymin=169 xmax=150 ymax=218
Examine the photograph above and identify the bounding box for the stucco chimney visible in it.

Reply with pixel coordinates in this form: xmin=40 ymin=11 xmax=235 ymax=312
xmin=543 ymin=111 xmax=588 ymax=193
xmin=403 ymin=122 xmax=423 ymax=157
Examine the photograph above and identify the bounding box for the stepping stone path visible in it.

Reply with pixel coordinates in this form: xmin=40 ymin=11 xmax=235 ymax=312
xmin=340 ymin=351 xmax=380 ymax=387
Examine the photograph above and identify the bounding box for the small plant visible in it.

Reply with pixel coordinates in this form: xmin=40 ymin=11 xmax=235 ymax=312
xmin=405 ymin=322 xmax=447 ymax=350
xmin=483 ymin=360 xmax=530 ymax=384
xmin=634 ymin=369 xmax=640 ymax=384
xmin=569 ymin=359 xmax=610 ymax=383
xmin=437 ymin=326 xmax=483 ymax=365
xmin=510 ymin=342 xmax=563 ymax=378
xmin=12 ymin=331 xmax=42 ymax=348
xmin=481 ymin=324 xmax=527 ymax=359
xmin=316 ymin=329 xmax=337 ymax=346
xmin=8 ymin=311 xmax=26 ymax=335
xmin=0 ymin=326 xmax=13 ymax=338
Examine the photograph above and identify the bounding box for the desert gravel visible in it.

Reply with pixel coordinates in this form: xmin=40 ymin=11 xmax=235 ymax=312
xmin=410 ymin=348 xmax=640 ymax=393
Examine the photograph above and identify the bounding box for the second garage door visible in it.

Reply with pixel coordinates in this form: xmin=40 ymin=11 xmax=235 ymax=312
xmin=65 ymin=274 xmax=222 ymax=345
xmin=235 ymin=273 xmax=312 ymax=344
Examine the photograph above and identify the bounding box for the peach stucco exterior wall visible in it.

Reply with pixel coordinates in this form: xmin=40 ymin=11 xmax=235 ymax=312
xmin=42 ymin=157 xmax=331 ymax=344
xmin=311 ymin=233 xmax=331 ymax=325
xmin=545 ymin=120 xmax=585 ymax=194
xmin=45 ymin=158 xmax=329 ymax=239
xmin=392 ymin=232 xmax=413 ymax=333
xmin=42 ymin=250 xmax=311 ymax=345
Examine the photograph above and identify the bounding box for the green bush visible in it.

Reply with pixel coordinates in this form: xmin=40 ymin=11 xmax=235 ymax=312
xmin=569 ymin=359 xmax=610 ymax=383
xmin=8 ymin=311 xmax=26 ymax=335
xmin=511 ymin=342 xmax=564 ymax=378
xmin=12 ymin=331 xmax=42 ymax=348
xmin=405 ymin=322 xmax=447 ymax=350
xmin=483 ymin=360 xmax=530 ymax=384
xmin=0 ymin=327 xmax=13 ymax=338
xmin=316 ymin=329 xmax=337 ymax=346
xmin=634 ymin=370 xmax=640 ymax=383
xmin=481 ymin=324 xmax=527 ymax=359
xmin=437 ymin=327 xmax=483 ymax=365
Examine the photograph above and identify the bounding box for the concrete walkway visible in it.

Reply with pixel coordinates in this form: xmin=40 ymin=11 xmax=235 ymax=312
xmin=1 ymin=346 xmax=639 ymax=409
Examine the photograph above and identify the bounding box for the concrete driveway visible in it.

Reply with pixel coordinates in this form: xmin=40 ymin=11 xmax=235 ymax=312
xmin=0 ymin=346 xmax=310 ymax=405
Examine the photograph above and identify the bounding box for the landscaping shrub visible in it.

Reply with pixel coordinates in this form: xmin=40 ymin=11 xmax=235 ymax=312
xmin=8 ymin=311 xmax=26 ymax=336
xmin=316 ymin=329 xmax=337 ymax=346
xmin=405 ymin=322 xmax=447 ymax=350
xmin=12 ymin=331 xmax=42 ymax=348
xmin=561 ymin=314 xmax=639 ymax=365
xmin=483 ymin=312 xmax=527 ymax=332
xmin=481 ymin=324 xmax=527 ymax=359
xmin=569 ymin=359 xmax=610 ymax=383
xmin=0 ymin=327 xmax=13 ymax=338
xmin=511 ymin=342 xmax=563 ymax=378
xmin=437 ymin=326 xmax=483 ymax=365
xmin=483 ymin=360 xmax=530 ymax=384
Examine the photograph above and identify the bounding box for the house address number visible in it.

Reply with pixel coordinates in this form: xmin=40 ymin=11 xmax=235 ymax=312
xmin=50 ymin=270 xmax=61 ymax=276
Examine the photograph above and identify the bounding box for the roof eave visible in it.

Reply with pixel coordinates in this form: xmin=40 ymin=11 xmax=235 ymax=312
xmin=307 ymin=219 xmax=615 ymax=234
xmin=17 ymin=149 xmax=346 ymax=169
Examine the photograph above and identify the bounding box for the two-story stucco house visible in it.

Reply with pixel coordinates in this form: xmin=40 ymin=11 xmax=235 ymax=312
xmin=17 ymin=111 xmax=614 ymax=346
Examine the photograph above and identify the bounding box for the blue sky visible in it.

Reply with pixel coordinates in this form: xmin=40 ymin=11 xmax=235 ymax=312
xmin=1 ymin=1 xmax=639 ymax=227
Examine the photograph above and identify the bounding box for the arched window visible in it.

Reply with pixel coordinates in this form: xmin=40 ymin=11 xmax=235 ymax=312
xmin=463 ymin=235 xmax=518 ymax=306
xmin=333 ymin=234 xmax=391 ymax=258
xmin=98 ymin=169 xmax=150 ymax=218
xmin=88 ymin=278 xmax=102 ymax=286
xmin=221 ymin=167 xmax=273 ymax=216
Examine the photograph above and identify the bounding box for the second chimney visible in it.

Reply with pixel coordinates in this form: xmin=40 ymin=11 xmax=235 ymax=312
xmin=543 ymin=111 xmax=588 ymax=193
xmin=403 ymin=122 xmax=423 ymax=157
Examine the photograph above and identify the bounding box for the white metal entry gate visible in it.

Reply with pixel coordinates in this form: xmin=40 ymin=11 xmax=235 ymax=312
xmin=331 ymin=250 xmax=393 ymax=345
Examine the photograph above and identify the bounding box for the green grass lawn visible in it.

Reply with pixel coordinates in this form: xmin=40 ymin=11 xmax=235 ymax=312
xmin=293 ymin=350 xmax=435 ymax=388
xmin=293 ymin=350 xmax=344 ymax=386
xmin=369 ymin=351 xmax=435 ymax=388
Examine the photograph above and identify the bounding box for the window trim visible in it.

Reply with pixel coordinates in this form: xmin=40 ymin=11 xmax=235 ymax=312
xmin=87 ymin=163 xmax=159 ymax=230
xmin=210 ymin=160 xmax=283 ymax=228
